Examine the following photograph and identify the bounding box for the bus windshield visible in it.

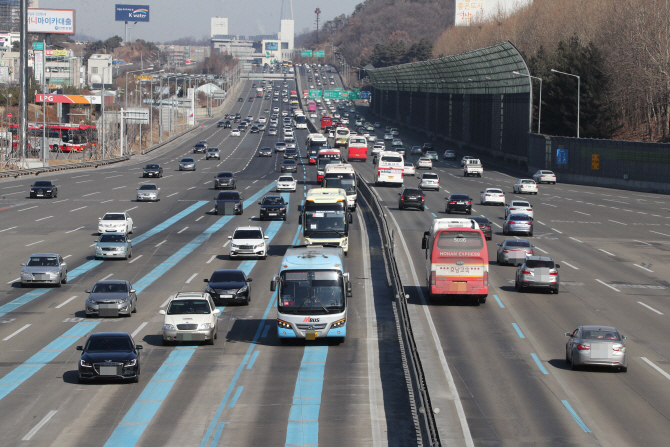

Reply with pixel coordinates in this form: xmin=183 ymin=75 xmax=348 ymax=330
xmin=304 ymin=205 xmax=347 ymax=237
xmin=279 ymin=270 xmax=344 ymax=314
xmin=324 ymin=176 xmax=356 ymax=193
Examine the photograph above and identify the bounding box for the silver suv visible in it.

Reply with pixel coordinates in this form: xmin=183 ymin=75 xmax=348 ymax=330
xmin=206 ymin=147 xmax=220 ymax=160
xmin=515 ymin=256 xmax=560 ymax=293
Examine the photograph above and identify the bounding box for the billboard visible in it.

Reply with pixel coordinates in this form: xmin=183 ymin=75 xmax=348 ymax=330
xmin=115 ymin=4 xmax=150 ymax=22
xmin=265 ymin=41 xmax=278 ymax=51
xmin=27 ymin=9 xmax=75 ymax=34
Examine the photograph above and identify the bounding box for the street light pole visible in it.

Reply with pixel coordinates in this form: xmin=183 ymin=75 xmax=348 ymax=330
xmin=125 ymin=68 xmax=152 ymax=108
xmin=551 ymin=68 xmax=580 ymax=138
xmin=513 ymin=71 xmax=543 ymax=134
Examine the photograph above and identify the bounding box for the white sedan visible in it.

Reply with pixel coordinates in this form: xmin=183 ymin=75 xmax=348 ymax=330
xmin=383 ymin=133 xmax=394 ymax=140
xmin=230 ymin=129 xmax=241 ymax=137
xmin=416 ymin=157 xmax=433 ymax=169
xmin=513 ymin=179 xmax=538 ymax=194
xmin=403 ymin=162 xmax=416 ymax=176
xmin=505 ymin=200 xmax=534 ymax=219
xmin=98 ymin=212 xmax=134 ymax=235
xmin=444 ymin=150 xmax=456 ymax=159
xmin=276 ymin=175 xmax=297 ymax=192
xmin=480 ymin=188 xmax=506 ymax=206
xmin=532 ymin=170 xmax=557 ymax=184
xmin=372 ymin=144 xmax=385 ymax=155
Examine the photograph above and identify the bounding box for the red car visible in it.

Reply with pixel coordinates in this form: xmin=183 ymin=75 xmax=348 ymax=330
xmin=248 ymin=97 xmax=254 ymax=102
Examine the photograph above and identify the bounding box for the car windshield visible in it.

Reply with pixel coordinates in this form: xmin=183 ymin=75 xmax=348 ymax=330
xmin=27 ymin=256 xmax=58 ymax=266
xmin=85 ymin=336 xmax=132 ymax=352
xmin=33 ymin=181 xmax=52 ymax=187
xmin=511 ymin=202 xmax=530 ymax=207
xmin=99 ymin=234 xmax=126 ymax=243
xmin=582 ymin=329 xmax=621 ymax=341
xmin=91 ymin=282 xmax=128 ymax=293
xmin=262 ymin=197 xmax=284 ymax=205
xmin=436 ymin=231 xmax=483 ymax=251
xmin=145 ymin=164 xmax=159 ymax=169
xmin=217 ymin=192 xmax=240 ymax=200
xmin=526 ymin=260 xmax=555 ymax=268
xmin=324 ymin=177 xmax=355 ymax=193
xmin=139 ymin=184 xmax=157 ymax=190
xmin=283 ymin=160 xmax=296 ymax=165
xmin=404 ymin=163 xmax=413 ymax=167
xmin=217 ymin=172 xmax=232 ymax=178
xmin=541 ymin=171 xmax=554 ymax=175
xmin=521 ymin=180 xmax=535 ymax=184
xmin=404 ymin=189 xmax=422 ymax=195
xmin=167 ymin=299 xmax=211 ymax=315
xmin=503 ymin=240 xmax=531 ymax=248
xmin=102 ymin=214 xmax=125 ymax=221
xmin=279 ymin=270 xmax=344 ymax=313
xmin=508 ymin=214 xmax=531 ymax=221
xmin=233 ymin=230 xmax=263 ymax=240
xmin=207 ymin=148 xmax=218 ymax=152
xmin=181 ymin=159 xmax=194 ymax=163
xmin=279 ymin=176 xmax=294 ymax=182
xmin=210 ymin=271 xmax=246 ymax=282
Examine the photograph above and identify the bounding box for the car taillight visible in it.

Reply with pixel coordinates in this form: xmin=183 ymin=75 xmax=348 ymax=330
xmin=577 ymin=344 xmax=590 ymax=351
xmin=526 ymin=222 xmax=532 ymax=225
xmin=421 ymin=196 xmax=425 ymax=202
xmin=466 ymin=201 xmax=471 ymax=205
xmin=401 ymin=196 xmax=405 ymax=201
xmin=509 ymin=221 xmax=516 ymax=224
xmin=430 ymin=271 xmax=436 ymax=286
xmin=449 ymin=201 xmax=456 ymax=204
xmin=510 ymin=208 xmax=516 ymax=211
xmin=528 ymin=250 xmax=533 ymax=255
xmin=503 ymin=249 xmax=509 ymax=253
xmin=522 ymin=270 xmax=531 ymax=276
xmin=550 ymin=270 xmax=558 ymax=275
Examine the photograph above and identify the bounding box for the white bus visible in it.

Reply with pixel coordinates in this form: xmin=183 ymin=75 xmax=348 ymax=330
xmin=299 ymin=188 xmax=352 ymax=252
xmin=323 ymin=163 xmax=357 ymax=210
xmin=374 ymin=151 xmax=404 ymax=187
xmin=272 ymin=245 xmax=352 ymax=343
xmin=334 ymin=127 xmax=350 ymax=148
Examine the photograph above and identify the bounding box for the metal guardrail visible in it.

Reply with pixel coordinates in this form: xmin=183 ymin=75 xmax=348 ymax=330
xmin=0 ymin=155 xmax=132 ymax=179
xmin=141 ymin=124 xmax=200 ymax=155
xmin=357 ymin=175 xmax=441 ymax=447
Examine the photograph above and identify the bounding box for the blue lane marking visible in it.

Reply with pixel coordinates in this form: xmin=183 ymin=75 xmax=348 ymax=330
xmin=493 ymin=294 xmax=505 ymax=308
xmin=0 ymin=322 xmax=99 ymax=402
xmin=285 ymin=347 xmax=328 ymax=447
xmin=0 ymin=201 xmax=208 ymax=318
xmin=561 ymin=400 xmax=592 ymax=432
xmin=229 ymin=386 xmax=244 ymax=408
xmin=530 ymin=353 xmax=549 ymax=375
xmin=261 ymin=325 xmax=271 ymax=339
xmin=431 ymin=212 xmax=437 ymax=217
xmin=210 ymin=422 xmax=227 ymax=447
xmin=291 ymin=225 xmax=303 ymax=246
xmin=424 ymin=206 xmax=429 ymax=210
xmin=512 ymin=323 xmax=525 ymax=339
xmin=103 ymin=347 xmax=197 ymax=447
xmin=246 ymin=351 xmax=260 ymax=370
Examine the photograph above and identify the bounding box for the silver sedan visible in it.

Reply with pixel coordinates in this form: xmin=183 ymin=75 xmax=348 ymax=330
xmin=136 ymin=183 xmax=160 ymax=202
xmin=20 ymin=253 xmax=68 ymax=287
xmin=94 ymin=232 xmax=133 ymax=260
xmin=503 ymin=213 xmax=533 ymax=236
xmin=496 ymin=239 xmax=534 ymax=266
xmin=85 ymin=280 xmax=137 ymax=318
xmin=565 ymin=326 xmax=628 ymax=372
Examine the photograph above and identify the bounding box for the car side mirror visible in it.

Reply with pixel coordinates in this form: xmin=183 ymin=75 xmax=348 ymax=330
xmin=228 ymin=236 xmax=232 ymax=239
xmin=136 ymin=188 xmax=139 ymax=190
xmin=555 ymin=265 xmax=560 ymax=269
xmin=496 ymin=243 xmax=501 ymax=246
xmin=298 ymin=214 xmax=303 ymax=225
xmin=159 ymin=310 xmax=166 ymax=315
xmin=564 ymin=332 xmax=571 ymax=337
xmin=213 ymin=309 xmax=221 ymax=315
xmin=85 ymin=289 xmax=91 ymax=294
xmin=247 ymin=278 xmax=253 ymax=282
xmin=20 ymin=263 xmax=25 ymax=266
xmin=270 ymin=278 xmax=277 ymax=291
xmin=136 ymin=345 xmax=143 ymax=350
xmin=204 ymin=278 xmax=209 ymax=283
xmin=348 ymin=214 xmax=353 ymax=224
xmin=531 ymin=245 xmax=535 ymax=248
xmin=264 ymin=235 xmax=269 ymax=239
xmin=622 ymin=335 xmax=627 ymax=340
xmin=76 ymin=346 xmax=83 ymax=350
xmin=130 ymin=289 xmax=136 ymax=294
xmin=480 ymin=191 xmax=483 ymax=193
xmin=346 ymin=282 xmax=352 ymax=297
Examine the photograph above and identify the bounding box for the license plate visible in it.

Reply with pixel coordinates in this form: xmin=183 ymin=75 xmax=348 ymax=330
xmin=269 ymin=213 xmax=277 ymax=216
xmin=37 ymin=193 xmax=43 ymax=196
xmin=100 ymin=366 xmax=117 ymax=376
xmin=457 ymin=202 xmax=464 ymax=204
xmin=221 ymin=294 xmax=233 ymax=298
xmin=306 ymin=331 xmax=318 ymax=340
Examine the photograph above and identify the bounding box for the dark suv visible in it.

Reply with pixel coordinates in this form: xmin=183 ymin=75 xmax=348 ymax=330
xmin=446 ymin=194 xmax=472 ymax=214
xmin=399 ymin=187 xmax=425 ymax=211
xmin=469 ymin=216 xmax=492 ymax=240
xmin=213 ymin=172 xmax=236 ymax=189
xmin=214 ymin=190 xmax=243 ymax=215
xmin=422 ymin=142 xmax=434 ymax=154
xmin=258 ymin=195 xmax=288 ymax=221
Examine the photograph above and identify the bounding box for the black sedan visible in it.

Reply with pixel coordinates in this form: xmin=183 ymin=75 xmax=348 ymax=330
xmin=77 ymin=332 xmax=142 ymax=383
xmin=446 ymin=194 xmax=472 ymax=214
xmin=29 ymin=180 xmax=57 ymax=198
xmin=250 ymin=126 xmax=260 ymax=133
xmin=193 ymin=143 xmax=207 ymax=153
xmin=204 ymin=269 xmax=252 ymax=305
xmin=284 ymin=148 xmax=298 ymax=159
xmin=259 ymin=195 xmax=287 ymax=221
xmin=142 ymin=164 xmax=163 ymax=178
xmin=217 ymin=120 xmax=231 ymax=128
xmin=259 ymin=147 xmax=273 ymax=157
xmin=238 ymin=97 xmax=244 ymax=102
xmin=469 ymin=216 xmax=492 ymax=240
xmin=281 ymin=159 xmax=298 ymax=173
xmin=215 ymin=190 xmax=243 ymax=215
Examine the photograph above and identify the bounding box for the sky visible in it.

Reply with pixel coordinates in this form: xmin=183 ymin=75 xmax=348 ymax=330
xmin=40 ymin=0 xmax=361 ymax=42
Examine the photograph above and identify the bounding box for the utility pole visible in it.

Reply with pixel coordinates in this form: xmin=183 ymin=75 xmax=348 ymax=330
xmin=315 ymin=8 xmax=321 ymax=44
xmin=18 ymin=0 xmax=28 ymax=164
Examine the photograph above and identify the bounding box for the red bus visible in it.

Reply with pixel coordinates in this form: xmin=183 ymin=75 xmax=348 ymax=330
xmin=9 ymin=122 xmax=96 ymax=152
xmin=316 ymin=148 xmax=342 ymax=184
xmin=320 ymin=115 xmax=332 ymax=130
xmin=422 ymin=218 xmax=489 ymax=304
xmin=346 ymin=135 xmax=367 ymax=162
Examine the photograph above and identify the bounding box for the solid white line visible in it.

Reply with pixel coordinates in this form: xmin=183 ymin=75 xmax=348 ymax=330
xmin=561 ymin=261 xmax=579 ymax=270
xmin=167 ymin=192 xmax=179 ymax=197
xmin=650 ymin=230 xmax=670 ymax=238
xmin=55 ymin=296 xmax=78 ymax=309
xmin=65 ymin=226 xmax=84 ymax=234
xmin=22 ymin=410 xmax=57 ymax=441
xmin=128 ymin=254 xmax=143 ymax=264
xmin=131 ymin=322 xmax=148 ymax=338
xmin=35 ymin=216 xmax=53 ymax=221
xmin=125 ymin=206 xmax=138 ymax=212
xmin=223 ymin=240 xmax=230 ymax=247
xmin=569 ymin=237 xmax=583 ymax=243
xmin=70 ymin=206 xmax=87 ymax=212
xmin=156 ymin=240 xmax=167 ymax=247
xmin=609 ymin=219 xmax=627 ymax=225
xmin=634 ymin=264 xmax=654 ymax=273
xmin=195 ymin=216 xmax=204 ymax=221
xmin=206 ymin=255 xmax=216 ymax=264
xmin=551 ymin=227 xmax=563 ymax=234
xmin=82 ymin=192 xmax=100 ymax=197
xmin=574 ymin=211 xmax=590 ymax=215
xmin=25 ymin=240 xmax=44 ymax=247
xmin=596 ymin=279 xmax=620 ymax=292
xmin=0 ymin=226 xmax=17 ymax=233
xmin=534 ymin=246 xmax=548 ymax=254
xmin=63 ymin=255 xmax=71 ymax=259
xmin=6 ymin=277 xmax=20 ymax=285
xmin=101 ymin=273 xmax=113 ymax=281
xmin=177 ymin=226 xmax=188 ymax=234
xmin=18 ymin=206 xmax=37 ymax=212
xmin=641 ymin=357 xmax=670 ymax=381
xmin=638 ymin=302 xmax=663 ymax=315
xmin=386 ymin=211 xmax=474 ymax=447
xmin=599 ymin=249 xmax=615 ymax=256
xmin=3 ymin=324 xmax=31 ymax=341
xmin=185 ymin=273 xmax=198 ymax=284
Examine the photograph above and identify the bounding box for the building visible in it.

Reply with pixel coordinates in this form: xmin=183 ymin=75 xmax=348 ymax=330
xmin=279 ymin=19 xmax=294 ymax=59
xmin=211 ymin=37 xmax=255 ymax=60
xmin=0 ymin=0 xmax=38 ymax=33
xmin=87 ymin=53 xmax=112 ymax=86
xmin=42 ymin=49 xmax=81 ymax=87
xmin=210 ymin=17 xmax=228 ymax=38
xmin=0 ymin=31 xmax=18 ymax=52
xmin=0 ymin=49 xmax=18 ymax=82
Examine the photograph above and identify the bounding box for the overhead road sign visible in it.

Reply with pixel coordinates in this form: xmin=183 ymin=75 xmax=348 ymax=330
xmin=314 ymin=50 xmax=325 ymax=57
xmin=27 ymin=9 xmax=75 ymax=34
xmin=32 ymin=42 xmax=43 ymax=51
xmin=301 ymin=50 xmax=312 ymax=57
xmin=115 ymin=4 xmax=150 ymax=22
xmin=308 ymin=90 xmax=322 ymax=99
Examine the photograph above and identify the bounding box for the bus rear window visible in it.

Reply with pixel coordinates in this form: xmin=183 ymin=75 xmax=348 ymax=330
xmin=436 ymin=231 xmax=483 ymax=251
xmin=381 ymin=156 xmax=402 ymax=163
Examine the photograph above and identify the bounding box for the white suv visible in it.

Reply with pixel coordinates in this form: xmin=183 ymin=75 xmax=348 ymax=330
xmin=159 ymin=292 xmax=220 ymax=345
xmin=228 ymin=226 xmax=269 ymax=259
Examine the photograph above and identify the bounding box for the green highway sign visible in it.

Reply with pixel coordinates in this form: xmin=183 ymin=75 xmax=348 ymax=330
xmin=308 ymin=89 xmax=322 ymax=99
xmin=324 ymin=90 xmax=341 ymax=99
xmin=301 ymin=50 xmax=313 ymax=57
xmin=32 ymin=42 xmax=44 ymax=51
xmin=314 ymin=50 xmax=325 ymax=57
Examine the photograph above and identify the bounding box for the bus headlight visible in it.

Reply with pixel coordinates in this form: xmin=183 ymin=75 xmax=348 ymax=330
xmin=277 ymin=319 xmax=291 ymax=329
xmin=331 ymin=318 xmax=346 ymax=328
xmin=341 ymin=238 xmax=348 ymax=247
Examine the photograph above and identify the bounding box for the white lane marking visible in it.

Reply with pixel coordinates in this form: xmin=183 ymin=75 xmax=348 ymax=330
xmin=3 ymin=324 xmax=32 ymax=341
xmin=22 ymin=410 xmax=58 ymax=441
xmin=71 ymin=174 xmax=89 ymax=178
xmin=65 ymin=226 xmax=85 ymax=234
xmin=599 ymin=249 xmax=615 ymax=256
xmin=596 ymin=279 xmax=620 ymax=292
xmin=386 ymin=211 xmax=474 ymax=447
xmin=131 ymin=322 xmax=148 ymax=338
xmin=569 ymin=237 xmax=583 ymax=243
xmin=2 ymin=191 xmax=23 ymax=195
xmin=491 ymin=222 xmax=502 ymax=229
xmin=125 ymin=206 xmax=138 ymax=212
xmin=543 ymin=203 xmax=557 ymax=207
xmin=18 ymin=206 xmax=38 ymax=212
xmin=223 ymin=240 xmax=230 ymax=247
xmin=195 ymin=216 xmax=204 ymax=222
xmin=155 ymin=240 xmax=167 ymax=247
xmin=167 ymin=192 xmax=179 ymax=197
xmin=187 ymin=186 xmax=196 ymax=190
xmin=177 ymin=227 xmax=188 ymax=234
xmin=35 ymin=216 xmax=53 ymax=221
xmin=641 ymin=357 xmax=670 ymax=381
xmin=634 ymin=264 xmax=654 ymax=273
xmin=160 ymin=297 xmax=171 ymax=308
xmin=534 ymin=246 xmax=548 ymax=254
xmin=634 ymin=240 xmax=652 ymax=246
xmin=53 ymin=199 xmax=69 ymax=204
xmin=206 ymin=255 xmax=216 ymax=264
xmin=609 ymin=219 xmax=627 ymax=225
xmin=650 ymin=230 xmax=670 ymax=237
xmin=638 ymin=212 xmax=647 ymax=215
xmin=70 ymin=206 xmax=87 ymax=212
xmin=638 ymin=302 xmax=663 ymax=315
xmin=82 ymin=192 xmax=100 ymax=197
xmin=245 ymin=186 xmax=251 ymax=189
xmin=209 ymin=208 xmax=215 ymax=212
xmin=100 ymin=199 xmax=114 ymax=204
xmin=6 ymin=277 xmax=20 ymax=284
xmin=25 ymin=240 xmax=44 ymax=247
xmin=551 ymin=228 xmax=563 ymax=234
xmin=105 ymin=174 xmax=123 ymax=179
xmin=63 ymin=255 xmax=71 ymax=259
xmin=2 ymin=185 xmax=23 ymax=189
xmin=253 ymin=180 xmax=258 ymax=183
xmin=55 ymin=296 xmax=78 ymax=309
xmin=561 ymin=261 xmax=579 ymax=270
xmin=89 ymin=243 xmax=96 ymax=247
xmin=185 ymin=273 xmax=198 ymax=284
xmin=574 ymin=211 xmax=590 ymax=216
xmin=652 ymin=214 xmax=662 ymax=217
xmin=101 ymin=273 xmax=113 ymax=280
xmin=112 ymin=186 xmax=126 ymax=190
xmin=128 ymin=254 xmax=143 ymax=264
xmin=75 ymin=180 xmax=93 ymax=184
xmin=535 ymin=220 xmax=545 ymax=225
xmin=0 ymin=226 xmax=17 ymax=233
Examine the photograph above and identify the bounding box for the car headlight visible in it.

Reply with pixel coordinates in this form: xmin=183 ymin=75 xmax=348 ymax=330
xmin=46 ymin=189 xmax=52 ymax=192
xmin=116 ymin=247 xmax=125 ymax=251
xmin=80 ymin=359 xmax=91 ymax=367
xmin=49 ymin=271 xmax=59 ymax=277
xmin=277 ymin=319 xmax=291 ymax=329
xmin=163 ymin=324 xmax=176 ymax=331
xmin=231 ymin=244 xmax=239 ymax=249
xmin=199 ymin=323 xmax=213 ymax=329
xmin=260 ymin=207 xmax=267 ymax=211
xmin=95 ymin=245 xmax=102 ymax=250
xmin=254 ymin=243 xmax=265 ymax=249
xmin=124 ymin=359 xmax=137 ymax=367
xmin=205 ymin=286 xmax=214 ymax=293
xmin=237 ymin=286 xmax=248 ymax=294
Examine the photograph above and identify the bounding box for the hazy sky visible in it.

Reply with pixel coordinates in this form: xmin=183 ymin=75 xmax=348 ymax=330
xmin=40 ymin=0 xmax=361 ymax=42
